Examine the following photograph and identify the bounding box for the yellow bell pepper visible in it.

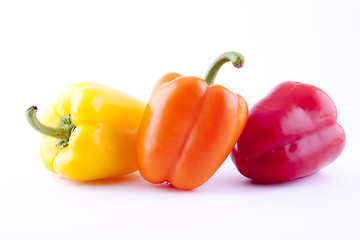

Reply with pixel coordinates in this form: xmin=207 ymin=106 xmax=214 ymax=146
xmin=25 ymin=82 xmax=145 ymax=181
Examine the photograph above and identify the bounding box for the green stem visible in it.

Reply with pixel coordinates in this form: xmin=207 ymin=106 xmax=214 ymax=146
xmin=204 ymin=51 xmax=245 ymax=86
xmin=25 ymin=106 xmax=74 ymax=148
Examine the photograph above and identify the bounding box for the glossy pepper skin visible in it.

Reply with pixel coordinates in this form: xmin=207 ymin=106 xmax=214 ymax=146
xmin=26 ymin=82 xmax=145 ymax=181
xmin=136 ymin=52 xmax=248 ymax=189
xmin=231 ymin=81 xmax=345 ymax=183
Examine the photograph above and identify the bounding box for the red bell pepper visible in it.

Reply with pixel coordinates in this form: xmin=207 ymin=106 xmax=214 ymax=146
xmin=231 ymin=81 xmax=345 ymax=183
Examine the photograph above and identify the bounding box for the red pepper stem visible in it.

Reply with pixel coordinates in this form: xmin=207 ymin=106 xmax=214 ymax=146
xmin=25 ymin=106 xmax=74 ymax=148
xmin=204 ymin=51 xmax=245 ymax=86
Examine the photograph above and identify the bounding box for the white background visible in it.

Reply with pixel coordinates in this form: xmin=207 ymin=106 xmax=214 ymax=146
xmin=1 ymin=0 xmax=359 ymax=239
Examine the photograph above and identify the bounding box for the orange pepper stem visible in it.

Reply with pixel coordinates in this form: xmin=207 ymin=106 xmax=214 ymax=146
xmin=25 ymin=106 xmax=75 ymax=148
xmin=204 ymin=51 xmax=245 ymax=86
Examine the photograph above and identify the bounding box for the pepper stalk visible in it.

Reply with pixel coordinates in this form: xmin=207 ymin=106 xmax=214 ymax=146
xmin=25 ymin=106 xmax=75 ymax=148
xmin=204 ymin=51 xmax=245 ymax=86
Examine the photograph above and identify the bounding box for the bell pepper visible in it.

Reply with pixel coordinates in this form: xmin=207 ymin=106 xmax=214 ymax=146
xmin=231 ymin=81 xmax=346 ymax=183
xmin=25 ymin=82 xmax=145 ymax=181
xmin=136 ymin=52 xmax=249 ymax=189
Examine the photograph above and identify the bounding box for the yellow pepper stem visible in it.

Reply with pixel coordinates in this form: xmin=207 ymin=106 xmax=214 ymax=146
xmin=25 ymin=106 xmax=75 ymax=148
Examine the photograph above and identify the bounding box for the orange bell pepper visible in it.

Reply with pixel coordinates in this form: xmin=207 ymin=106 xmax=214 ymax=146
xmin=136 ymin=52 xmax=249 ymax=189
